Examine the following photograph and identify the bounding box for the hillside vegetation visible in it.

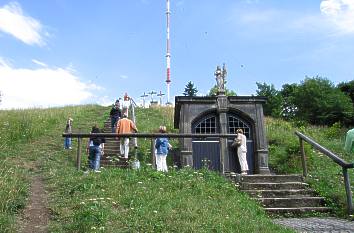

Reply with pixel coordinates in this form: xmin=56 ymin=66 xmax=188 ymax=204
xmin=266 ymin=118 xmax=354 ymax=216
xmin=1 ymin=104 xmax=353 ymax=232
xmin=0 ymin=105 xmax=292 ymax=233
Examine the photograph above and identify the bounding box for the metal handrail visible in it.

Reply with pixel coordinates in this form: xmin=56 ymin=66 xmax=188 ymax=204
xmin=295 ymin=130 xmax=354 ymax=215
xmin=62 ymin=132 xmax=236 ymax=172
xmin=63 ymin=133 xmax=237 ymax=138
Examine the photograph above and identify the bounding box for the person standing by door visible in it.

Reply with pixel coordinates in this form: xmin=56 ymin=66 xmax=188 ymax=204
xmin=236 ymin=129 xmax=248 ymax=175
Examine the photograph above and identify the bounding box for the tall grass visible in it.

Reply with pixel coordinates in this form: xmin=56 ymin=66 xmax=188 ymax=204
xmin=5 ymin=104 xmax=353 ymax=230
xmin=1 ymin=105 xmax=293 ymax=232
xmin=0 ymin=105 xmax=107 ymax=232
xmin=266 ymin=117 xmax=354 ymax=216
xmin=134 ymin=106 xmax=178 ymax=164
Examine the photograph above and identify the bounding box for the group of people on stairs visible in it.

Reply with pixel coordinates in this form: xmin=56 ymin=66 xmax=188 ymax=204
xmin=63 ymin=107 xmax=248 ymax=174
xmin=81 ymin=96 xmax=172 ymax=173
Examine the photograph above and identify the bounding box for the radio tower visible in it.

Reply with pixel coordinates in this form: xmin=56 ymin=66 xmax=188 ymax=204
xmin=165 ymin=0 xmax=171 ymax=105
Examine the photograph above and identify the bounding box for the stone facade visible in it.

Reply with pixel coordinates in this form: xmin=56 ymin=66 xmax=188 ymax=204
xmin=174 ymin=95 xmax=270 ymax=174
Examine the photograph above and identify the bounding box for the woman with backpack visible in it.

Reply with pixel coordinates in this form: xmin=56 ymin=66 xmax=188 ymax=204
xmin=86 ymin=125 xmax=105 ymax=172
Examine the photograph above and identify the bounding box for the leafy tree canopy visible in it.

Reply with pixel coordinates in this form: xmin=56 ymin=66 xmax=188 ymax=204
xmin=256 ymin=82 xmax=282 ymax=117
xmin=338 ymin=80 xmax=354 ymax=104
xmin=293 ymin=76 xmax=354 ymax=125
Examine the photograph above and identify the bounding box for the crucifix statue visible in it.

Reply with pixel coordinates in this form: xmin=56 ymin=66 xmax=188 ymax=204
xmin=214 ymin=63 xmax=227 ymax=95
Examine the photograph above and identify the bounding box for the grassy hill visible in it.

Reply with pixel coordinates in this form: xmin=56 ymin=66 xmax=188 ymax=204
xmin=266 ymin=118 xmax=354 ymax=217
xmin=1 ymin=104 xmax=353 ymax=232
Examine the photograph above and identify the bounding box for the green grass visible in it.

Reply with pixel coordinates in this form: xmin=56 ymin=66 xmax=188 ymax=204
xmin=0 ymin=105 xmax=293 ymax=232
xmin=266 ymin=118 xmax=354 ymax=217
xmin=0 ymin=105 xmax=107 ymax=232
xmin=2 ymin=104 xmax=354 ymax=231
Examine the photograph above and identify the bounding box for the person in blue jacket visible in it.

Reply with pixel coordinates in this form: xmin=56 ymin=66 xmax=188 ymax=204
xmin=155 ymin=126 xmax=172 ymax=172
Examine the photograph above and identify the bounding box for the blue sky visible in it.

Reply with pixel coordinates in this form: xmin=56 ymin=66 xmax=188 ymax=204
xmin=0 ymin=0 xmax=354 ymax=109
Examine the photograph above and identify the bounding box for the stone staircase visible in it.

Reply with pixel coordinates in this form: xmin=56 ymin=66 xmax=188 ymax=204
xmin=100 ymin=119 xmax=130 ymax=168
xmin=227 ymin=174 xmax=331 ymax=215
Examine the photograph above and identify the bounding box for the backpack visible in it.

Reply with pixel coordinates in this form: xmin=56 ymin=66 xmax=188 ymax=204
xmin=90 ymin=127 xmax=105 ymax=146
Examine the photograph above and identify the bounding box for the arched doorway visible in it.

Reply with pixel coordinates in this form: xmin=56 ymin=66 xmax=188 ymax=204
xmin=191 ymin=113 xmax=220 ymax=170
xmin=227 ymin=114 xmax=254 ymax=174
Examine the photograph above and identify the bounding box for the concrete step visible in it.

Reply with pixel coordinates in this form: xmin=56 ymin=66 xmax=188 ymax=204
xmin=240 ymin=182 xmax=309 ymax=190
xmin=240 ymin=175 xmax=303 ymax=183
xmin=104 ymin=145 xmax=120 ymax=149
xmin=265 ymin=207 xmax=331 ymax=215
xmin=257 ymin=197 xmax=325 ymax=208
xmin=243 ymin=189 xmax=316 ymax=198
xmin=236 ymin=174 xmax=331 ymax=215
xmin=104 ymin=148 xmax=121 ymax=153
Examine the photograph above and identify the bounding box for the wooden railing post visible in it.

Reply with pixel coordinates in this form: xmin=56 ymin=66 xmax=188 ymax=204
xmin=299 ymin=137 xmax=308 ymax=177
xmin=76 ymin=137 xmax=82 ymax=170
xmin=151 ymin=138 xmax=156 ymax=169
xmin=342 ymin=167 xmax=353 ymax=215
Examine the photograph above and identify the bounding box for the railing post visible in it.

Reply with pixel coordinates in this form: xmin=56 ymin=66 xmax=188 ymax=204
xmin=151 ymin=138 xmax=156 ymax=169
xmin=299 ymin=137 xmax=308 ymax=177
xmin=76 ymin=137 xmax=82 ymax=170
xmin=342 ymin=167 xmax=353 ymax=215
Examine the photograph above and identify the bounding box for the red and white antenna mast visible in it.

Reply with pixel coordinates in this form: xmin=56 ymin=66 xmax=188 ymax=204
xmin=166 ymin=0 xmax=171 ymax=104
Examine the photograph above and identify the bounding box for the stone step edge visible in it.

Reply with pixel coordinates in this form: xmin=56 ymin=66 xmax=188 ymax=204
xmin=242 ymin=189 xmax=314 ymax=193
xmin=241 ymin=182 xmax=309 ymax=185
xmin=257 ymin=197 xmax=325 ymax=201
xmin=264 ymin=207 xmax=331 ymax=212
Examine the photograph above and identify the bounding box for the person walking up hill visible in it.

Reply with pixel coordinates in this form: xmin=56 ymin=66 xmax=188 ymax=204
xmin=87 ymin=125 xmax=105 ymax=171
xmin=116 ymin=114 xmax=138 ymax=159
xmin=110 ymin=100 xmax=122 ymax=133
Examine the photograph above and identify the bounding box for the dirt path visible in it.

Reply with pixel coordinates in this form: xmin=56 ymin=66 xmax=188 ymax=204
xmin=18 ymin=174 xmax=50 ymax=233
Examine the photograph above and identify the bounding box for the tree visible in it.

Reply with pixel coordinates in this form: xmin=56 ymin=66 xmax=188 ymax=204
xmin=207 ymin=85 xmax=236 ymax=96
xmin=338 ymin=80 xmax=354 ymax=125
xmin=256 ymin=82 xmax=282 ymax=117
xmin=183 ymin=81 xmax=198 ymax=96
xmin=293 ymin=76 xmax=354 ymax=125
xmin=338 ymin=80 xmax=354 ymax=105
xmin=280 ymin=83 xmax=299 ymax=120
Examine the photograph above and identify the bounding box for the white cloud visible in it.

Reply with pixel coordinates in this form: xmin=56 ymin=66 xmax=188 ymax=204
xmin=320 ymin=0 xmax=354 ymax=34
xmin=96 ymin=96 xmax=114 ymax=107
xmin=31 ymin=59 xmax=47 ymax=67
xmin=0 ymin=2 xmax=47 ymax=46
xmin=120 ymin=75 xmax=128 ymax=79
xmin=0 ymin=59 xmax=103 ymax=109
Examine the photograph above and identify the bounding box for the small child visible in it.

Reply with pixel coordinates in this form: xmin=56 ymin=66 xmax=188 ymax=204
xmin=155 ymin=126 xmax=172 ymax=172
xmin=64 ymin=117 xmax=73 ymax=149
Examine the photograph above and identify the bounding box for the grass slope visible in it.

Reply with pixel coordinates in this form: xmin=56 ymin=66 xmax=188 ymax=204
xmin=0 ymin=105 xmax=292 ymax=232
xmin=266 ymin=118 xmax=354 ymax=217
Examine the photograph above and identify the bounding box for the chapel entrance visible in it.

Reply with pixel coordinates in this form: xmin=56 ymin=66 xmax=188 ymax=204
xmin=192 ymin=114 xmax=220 ymax=171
